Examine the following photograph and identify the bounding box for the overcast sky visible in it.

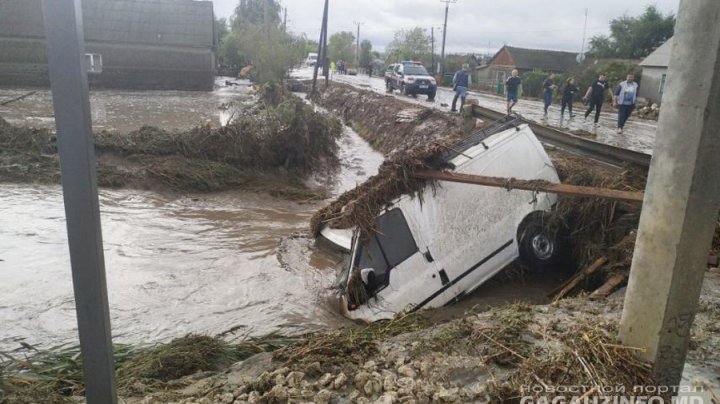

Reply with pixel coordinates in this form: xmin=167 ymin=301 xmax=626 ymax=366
xmin=211 ymin=0 xmax=679 ymax=54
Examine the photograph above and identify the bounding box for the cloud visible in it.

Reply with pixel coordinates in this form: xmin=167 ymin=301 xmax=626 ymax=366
xmin=211 ymin=0 xmax=679 ymax=54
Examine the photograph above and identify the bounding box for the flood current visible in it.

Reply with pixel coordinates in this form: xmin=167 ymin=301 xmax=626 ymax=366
xmin=0 ymin=80 xmax=383 ymax=351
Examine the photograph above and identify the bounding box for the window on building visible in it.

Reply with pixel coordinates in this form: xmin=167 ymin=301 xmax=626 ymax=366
xmin=84 ymin=53 xmax=103 ymax=74
xmin=354 ymin=209 xmax=418 ymax=294
xmin=659 ymin=73 xmax=667 ymax=95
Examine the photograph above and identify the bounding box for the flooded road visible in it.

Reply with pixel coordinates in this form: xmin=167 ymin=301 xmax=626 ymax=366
xmin=294 ymin=68 xmax=658 ymax=155
xmin=0 ymin=77 xmax=251 ymax=132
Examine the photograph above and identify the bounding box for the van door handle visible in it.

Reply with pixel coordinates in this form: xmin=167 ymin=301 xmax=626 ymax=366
xmin=423 ymin=249 xmax=434 ymax=262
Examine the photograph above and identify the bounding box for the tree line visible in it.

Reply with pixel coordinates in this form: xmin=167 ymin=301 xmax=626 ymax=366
xmin=215 ymin=2 xmax=674 ymax=85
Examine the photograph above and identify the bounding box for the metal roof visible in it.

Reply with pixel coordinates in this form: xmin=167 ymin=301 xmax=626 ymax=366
xmin=0 ymin=0 xmax=214 ymax=48
xmin=640 ymin=37 xmax=674 ymax=68
xmin=485 ymin=45 xmax=579 ymax=73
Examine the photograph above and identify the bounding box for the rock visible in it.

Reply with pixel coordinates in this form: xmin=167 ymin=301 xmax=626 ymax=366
xmin=219 ymin=393 xmax=235 ymax=404
xmin=396 ymin=365 xmax=416 ymax=378
xmin=285 ymin=371 xmax=305 ymax=387
xmin=315 ymin=389 xmax=333 ymax=404
xmin=300 ymin=389 xmax=315 ymax=399
xmin=363 ymin=360 xmax=377 ymax=370
xmin=239 ymin=65 xmax=254 ymax=79
xmin=247 ymin=391 xmax=261 ymax=404
xmin=383 ymin=373 xmax=397 ymax=392
xmin=333 ymin=372 xmax=348 ymax=389
xmin=347 ymin=389 xmax=361 ymax=402
xmin=267 ymin=385 xmax=288 ymax=401
xmin=435 ymin=387 xmax=459 ymax=402
xmin=416 ymin=392 xmax=430 ymax=404
xmin=274 ymin=373 xmax=286 ymax=386
xmin=399 ymin=396 xmax=417 ymax=404
xmin=354 ymin=371 xmax=372 ymax=388
xmin=198 ymin=398 xmax=212 ymax=404
xmin=374 ymin=393 xmax=396 ymax=404
xmin=234 ymin=393 xmax=248 ymax=401
xmin=364 ymin=380 xmax=375 ymax=396
xmin=357 ymin=398 xmax=371 ymax=404
xmin=318 ymin=373 xmax=334 ymax=387
xmin=396 ymin=377 xmax=415 ymax=390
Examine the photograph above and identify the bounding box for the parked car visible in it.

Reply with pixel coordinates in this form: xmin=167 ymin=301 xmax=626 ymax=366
xmin=322 ymin=119 xmax=565 ymax=322
xmin=385 ymin=61 xmax=437 ymax=101
xmin=305 ymin=53 xmax=318 ymax=67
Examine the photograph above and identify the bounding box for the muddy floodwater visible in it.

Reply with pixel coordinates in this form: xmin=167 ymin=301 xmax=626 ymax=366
xmin=0 ymin=121 xmax=384 ymax=351
xmin=0 ymin=77 xmax=251 ymax=132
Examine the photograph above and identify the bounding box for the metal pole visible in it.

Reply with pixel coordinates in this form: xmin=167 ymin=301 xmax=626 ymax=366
xmin=40 ymin=0 xmax=117 ymax=402
xmin=356 ymin=22 xmax=360 ymax=66
xmin=439 ymin=0 xmax=456 ymax=77
xmin=311 ymin=0 xmax=328 ymax=95
xmin=322 ymin=0 xmax=329 ymax=87
xmin=580 ymin=8 xmax=588 ymax=57
xmin=431 ymin=27 xmax=435 ymax=75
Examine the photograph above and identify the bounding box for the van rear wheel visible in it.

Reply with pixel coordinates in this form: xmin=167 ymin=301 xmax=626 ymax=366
xmin=517 ymin=211 xmax=571 ymax=273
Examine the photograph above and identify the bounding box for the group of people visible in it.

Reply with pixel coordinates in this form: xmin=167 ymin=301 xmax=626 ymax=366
xmin=331 ymin=60 xmax=348 ymax=75
xmin=510 ymin=71 xmax=639 ymax=134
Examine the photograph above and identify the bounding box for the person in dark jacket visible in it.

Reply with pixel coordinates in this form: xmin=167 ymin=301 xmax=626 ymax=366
xmin=542 ymin=74 xmax=557 ymax=117
xmin=583 ymin=74 xmax=611 ymax=127
xmin=451 ymin=64 xmax=472 ymax=113
xmin=560 ymin=77 xmax=578 ymax=118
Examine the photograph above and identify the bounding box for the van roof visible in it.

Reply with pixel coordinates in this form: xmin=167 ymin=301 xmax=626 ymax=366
xmin=438 ymin=115 xmax=524 ymax=163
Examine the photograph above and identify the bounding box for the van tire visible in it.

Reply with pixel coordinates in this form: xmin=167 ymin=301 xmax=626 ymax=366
xmin=517 ymin=211 xmax=571 ymax=273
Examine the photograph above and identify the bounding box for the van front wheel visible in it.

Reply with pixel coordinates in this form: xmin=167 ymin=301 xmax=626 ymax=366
xmin=517 ymin=211 xmax=571 ymax=273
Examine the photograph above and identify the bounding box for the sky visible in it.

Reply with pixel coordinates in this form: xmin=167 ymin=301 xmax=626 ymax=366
xmin=211 ymin=0 xmax=680 ymax=55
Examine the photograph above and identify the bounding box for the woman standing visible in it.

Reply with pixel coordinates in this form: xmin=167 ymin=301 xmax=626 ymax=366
xmin=560 ymin=77 xmax=579 ymax=118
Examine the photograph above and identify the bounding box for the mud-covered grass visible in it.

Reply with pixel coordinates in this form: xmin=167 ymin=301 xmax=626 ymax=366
xmin=0 ymin=85 xmax=342 ymax=197
xmin=0 ymin=335 xmax=296 ymax=403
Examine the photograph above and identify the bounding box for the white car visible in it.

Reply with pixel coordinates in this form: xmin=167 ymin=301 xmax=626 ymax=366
xmin=325 ymin=122 xmax=563 ymax=322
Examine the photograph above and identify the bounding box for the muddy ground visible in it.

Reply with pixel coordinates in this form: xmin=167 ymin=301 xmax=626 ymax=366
xmin=0 ymin=87 xmax=341 ymax=199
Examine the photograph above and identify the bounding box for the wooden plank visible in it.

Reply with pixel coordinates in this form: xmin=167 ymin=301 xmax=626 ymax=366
xmin=413 ymin=169 xmax=645 ymax=203
xmin=589 ymin=273 xmax=628 ymax=300
xmin=550 ymin=257 xmax=608 ymax=301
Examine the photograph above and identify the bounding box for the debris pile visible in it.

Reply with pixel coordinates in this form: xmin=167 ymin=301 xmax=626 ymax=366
xmin=635 ymin=104 xmax=660 ymax=121
xmin=0 ymin=85 xmax=342 ymax=197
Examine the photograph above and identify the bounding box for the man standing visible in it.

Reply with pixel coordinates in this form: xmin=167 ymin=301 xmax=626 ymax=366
xmin=451 ymin=63 xmax=472 ymax=113
xmin=612 ymin=73 xmax=639 ymax=134
xmin=505 ymin=69 xmax=522 ymax=115
xmin=542 ymin=74 xmax=557 ymax=118
xmin=583 ymin=74 xmax=611 ymax=127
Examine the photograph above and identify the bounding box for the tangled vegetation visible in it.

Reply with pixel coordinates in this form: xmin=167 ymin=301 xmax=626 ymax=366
xmin=0 ymin=86 xmax=342 ymax=196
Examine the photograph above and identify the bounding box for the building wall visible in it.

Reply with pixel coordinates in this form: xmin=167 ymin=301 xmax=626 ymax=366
xmin=0 ymin=0 xmax=216 ymax=91
xmin=639 ymin=66 xmax=667 ymax=105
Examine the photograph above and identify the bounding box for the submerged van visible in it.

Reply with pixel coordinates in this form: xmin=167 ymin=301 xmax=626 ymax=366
xmin=328 ymin=119 xmax=564 ymax=322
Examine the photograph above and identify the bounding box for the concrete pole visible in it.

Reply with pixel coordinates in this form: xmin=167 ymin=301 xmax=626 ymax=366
xmin=41 ymin=0 xmax=117 ymax=402
xmin=618 ymin=0 xmax=720 ymax=387
xmin=440 ymin=2 xmax=449 ymax=77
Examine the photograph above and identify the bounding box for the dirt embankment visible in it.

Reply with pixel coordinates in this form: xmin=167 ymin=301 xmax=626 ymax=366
xmin=0 ymin=86 xmax=342 ymax=199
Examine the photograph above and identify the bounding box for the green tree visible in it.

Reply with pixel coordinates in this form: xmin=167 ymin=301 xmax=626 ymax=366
xmin=359 ymin=39 xmax=372 ymax=68
xmin=386 ymin=27 xmax=431 ymax=64
xmin=328 ymin=31 xmax=355 ymax=64
xmin=232 ymin=0 xmax=281 ymax=30
xmin=589 ymin=5 xmax=675 ymax=59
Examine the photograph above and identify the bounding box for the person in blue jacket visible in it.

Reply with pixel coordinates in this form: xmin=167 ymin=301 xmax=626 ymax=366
xmin=451 ymin=64 xmax=472 ymax=113
xmin=612 ymin=73 xmax=640 ymax=134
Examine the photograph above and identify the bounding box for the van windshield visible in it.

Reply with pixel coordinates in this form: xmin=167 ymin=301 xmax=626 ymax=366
xmin=403 ymin=65 xmax=428 ymax=76
xmin=353 ymin=209 xmax=418 ymax=295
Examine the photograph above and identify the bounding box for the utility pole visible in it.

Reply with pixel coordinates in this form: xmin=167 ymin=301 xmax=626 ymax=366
xmin=311 ymin=0 xmax=329 ymax=95
xmin=618 ymin=0 xmax=720 ymax=388
xmin=283 ymin=7 xmax=287 ymax=32
xmin=41 ymin=0 xmax=117 ymax=402
xmin=431 ymin=27 xmax=435 ymax=75
xmin=439 ymin=0 xmax=457 ymax=78
xmin=580 ymin=8 xmax=588 ymax=60
xmin=353 ymin=21 xmax=364 ymax=67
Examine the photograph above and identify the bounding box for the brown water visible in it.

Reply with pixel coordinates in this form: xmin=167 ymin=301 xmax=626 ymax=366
xmin=0 ymin=123 xmax=384 ymax=351
xmin=0 ymin=79 xmax=387 ymax=350
xmin=0 ymin=77 xmax=252 ymax=132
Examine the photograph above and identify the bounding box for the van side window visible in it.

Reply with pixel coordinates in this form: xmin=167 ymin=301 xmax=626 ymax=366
xmin=354 ymin=209 xmax=418 ymax=294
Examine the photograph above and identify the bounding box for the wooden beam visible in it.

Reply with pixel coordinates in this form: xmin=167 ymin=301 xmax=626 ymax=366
xmin=413 ymin=169 xmax=645 ymax=203
xmin=550 ymin=257 xmax=608 ymax=301
xmin=589 ymin=273 xmax=628 ymax=300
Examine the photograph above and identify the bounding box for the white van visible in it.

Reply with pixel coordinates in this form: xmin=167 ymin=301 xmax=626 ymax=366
xmin=306 ymin=53 xmax=319 ymax=67
xmin=328 ymin=122 xmax=563 ymax=322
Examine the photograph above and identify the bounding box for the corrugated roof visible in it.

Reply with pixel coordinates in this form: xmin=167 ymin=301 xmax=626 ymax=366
xmin=0 ymin=0 xmax=214 ymax=48
xmin=490 ymin=46 xmax=580 ymax=72
xmin=640 ymin=37 xmax=673 ymax=68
